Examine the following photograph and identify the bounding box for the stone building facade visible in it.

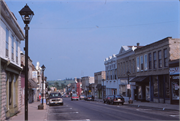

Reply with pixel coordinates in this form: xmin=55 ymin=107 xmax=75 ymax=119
xmin=104 ymin=54 xmax=118 ymax=96
xmin=116 ymin=45 xmax=142 ymax=101
xmin=130 ymin=37 xmax=180 ymax=104
xmin=94 ymin=71 xmax=106 ymax=99
xmin=0 ymin=0 xmax=24 ymax=120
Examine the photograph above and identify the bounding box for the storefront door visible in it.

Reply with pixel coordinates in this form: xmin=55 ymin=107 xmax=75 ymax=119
xmin=146 ymin=86 xmax=150 ymax=101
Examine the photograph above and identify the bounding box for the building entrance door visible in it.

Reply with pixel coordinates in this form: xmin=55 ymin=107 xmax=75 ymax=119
xmin=146 ymin=86 xmax=150 ymax=101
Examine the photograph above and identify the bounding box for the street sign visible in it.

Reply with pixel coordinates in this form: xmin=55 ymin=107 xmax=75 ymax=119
xmin=127 ymin=84 xmax=130 ymax=89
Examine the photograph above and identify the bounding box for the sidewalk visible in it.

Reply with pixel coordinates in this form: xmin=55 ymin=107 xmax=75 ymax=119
xmin=94 ymin=98 xmax=179 ymax=111
xmin=8 ymin=102 xmax=47 ymax=121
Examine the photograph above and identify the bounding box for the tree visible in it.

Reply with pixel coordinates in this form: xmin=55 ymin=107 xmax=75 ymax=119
xmin=61 ymin=83 xmax=66 ymax=89
xmin=54 ymin=82 xmax=60 ymax=90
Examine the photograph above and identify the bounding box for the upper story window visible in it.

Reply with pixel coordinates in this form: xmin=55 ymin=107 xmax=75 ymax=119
xmin=136 ymin=57 xmax=140 ymax=72
xmin=148 ymin=53 xmax=152 ymax=69
xmin=140 ymin=56 xmax=143 ymax=71
xmin=153 ymin=52 xmax=157 ymax=69
xmin=158 ymin=50 xmax=162 ymax=68
xmin=144 ymin=54 xmax=147 ymax=71
xmin=129 ymin=60 xmax=131 ymax=73
xmin=16 ymin=40 xmax=18 ymax=64
xmin=164 ymin=48 xmax=168 ymax=67
xmin=6 ymin=28 xmax=9 ymax=57
xmin=11 ymin=36 xmax=14 ymax=61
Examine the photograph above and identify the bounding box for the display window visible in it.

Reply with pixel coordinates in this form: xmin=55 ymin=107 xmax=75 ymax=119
xmin=171 ymin=81 xmax=179 ymax=100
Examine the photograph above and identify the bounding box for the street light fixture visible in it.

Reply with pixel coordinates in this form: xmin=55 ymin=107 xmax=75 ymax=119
xmin=126 ymin=71 xmax=130 ymax=103
xmin=41 ymin=65 xmax=46 ymax=109
xmin=19 ymin=4 xmax=34 ymax=121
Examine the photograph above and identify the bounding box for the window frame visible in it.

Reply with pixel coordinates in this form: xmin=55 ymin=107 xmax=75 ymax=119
xmin=158 ymin=50 xmax=162 ymax=68
xmin=144 ymin=54 xmax=147 ymax=71
xmin=164 ymin=48 xmax=168 ymax=67
xmin=153 ymin=52 xmax=157 ymax=69
xmin=11 ymin=35 xmax=14 ymax=61
xmin=136 ymin=56 xmax=140 ymax=72
xmin=148 ymin=53 xmax=152 ymax=70
xmin=140 ymin=55 xmax=143 ymax=71
xmin=6 ymin=28 xmax=9 ymax=57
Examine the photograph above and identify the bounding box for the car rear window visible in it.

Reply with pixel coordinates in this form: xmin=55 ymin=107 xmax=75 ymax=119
xmin=115 ymin=95 xmax=123 ymax=98
xmin=72 ymin=94 xmax=77 ymax=97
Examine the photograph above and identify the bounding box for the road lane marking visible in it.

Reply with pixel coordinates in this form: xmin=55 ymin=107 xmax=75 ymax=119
xmin=70 ymin=108 xmax=72 ymax=109
xmin=86 ymin=119 xmax=90 ymax=121
xmin=117 ymin=106 xmax=120 ymax=107
xmin=170 ymin=115 xmax=179 ymax=117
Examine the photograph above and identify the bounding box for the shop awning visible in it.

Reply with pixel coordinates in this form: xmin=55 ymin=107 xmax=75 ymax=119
xmin=130 ymin=76 xmax=148 ymax=82
xmin=28 ymin=79 xmax=38 ymax=88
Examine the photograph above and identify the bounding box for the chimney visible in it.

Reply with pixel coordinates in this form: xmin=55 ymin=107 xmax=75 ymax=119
xmin=137 ymin=43 xmax=140 ymax=47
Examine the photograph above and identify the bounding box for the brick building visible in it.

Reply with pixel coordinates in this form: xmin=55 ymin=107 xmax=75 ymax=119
xmin=130 ymin=37 xmax=180 ymax=104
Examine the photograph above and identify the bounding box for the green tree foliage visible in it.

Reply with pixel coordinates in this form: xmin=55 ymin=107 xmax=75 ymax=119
xmin=54 ymin=82 xmax=60 ymax=90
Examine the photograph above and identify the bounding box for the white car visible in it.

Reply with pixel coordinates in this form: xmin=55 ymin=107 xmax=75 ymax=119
xmin=49 ymin=92 xmax=63 ymax=106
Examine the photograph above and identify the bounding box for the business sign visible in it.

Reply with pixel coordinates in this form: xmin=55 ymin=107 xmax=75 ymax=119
xmin=32 ymin=71 xmax=37 ymax=78
xmin=127 ymin=84 xmax=131 ymax=89
xmin=169 ymin=67 xmax=179 ymax=75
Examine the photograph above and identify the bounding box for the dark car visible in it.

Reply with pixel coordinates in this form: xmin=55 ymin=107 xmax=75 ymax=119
xmin=48 ymin=92 xmax=63 ymax=106
xmin=85 ymin=95 xmax=94 ymax=101
xmin=103 ymin=95 xmax=109 ymax=103
xmin=107 ymin=95 xmax=124 ymax=105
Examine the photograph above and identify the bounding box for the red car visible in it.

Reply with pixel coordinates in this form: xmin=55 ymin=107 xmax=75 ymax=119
xmin=71 ymin=94 xmax=79 ymax=101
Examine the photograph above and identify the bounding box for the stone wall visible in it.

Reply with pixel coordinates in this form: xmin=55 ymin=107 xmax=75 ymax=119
xmin=0 ymin=66 xmax=7 ymax=121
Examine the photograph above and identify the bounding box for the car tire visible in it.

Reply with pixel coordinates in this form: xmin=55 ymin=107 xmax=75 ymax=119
xmin=122 ymin=102 xmax=124 ymax=105
xmin=104 ymin=101 xmax=106 ymax=103
xmin=61 ymin=103 xmax=63 ymax=105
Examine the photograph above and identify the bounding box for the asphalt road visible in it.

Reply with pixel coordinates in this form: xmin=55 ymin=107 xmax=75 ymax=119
xmin=47 ymin=98 xmax=179 ymax=120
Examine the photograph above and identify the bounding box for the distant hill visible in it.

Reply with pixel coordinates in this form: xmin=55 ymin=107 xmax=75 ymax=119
xmin=47 ymin=79 xmax=75 ymax=87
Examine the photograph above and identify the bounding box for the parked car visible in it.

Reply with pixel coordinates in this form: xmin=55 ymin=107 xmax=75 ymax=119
xmin=48 ymin=92 xmax=63 ymax=106
xmin=103 ymin=95 xmax=109 ymax=103
xmin=85 ymin=95 xmax=94 ymax=101
xmin=107 ymin=95 xmax=124 ymax=105
xmin=79 ymin=95 xmax=86 ymax=100
xmin=71 ymin=94 xmax=79 ymax=101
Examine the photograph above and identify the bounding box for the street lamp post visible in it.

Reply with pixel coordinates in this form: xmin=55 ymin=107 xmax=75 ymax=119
xmin=127 ymin=71 xmax=130 ymax=103
xmin=102 ymin=79 xmax=105 ymax=99
xmin=19 ymin=4 xmax=34 ymax=121
xmin=41 ymin=65 xmax=46 ymax=109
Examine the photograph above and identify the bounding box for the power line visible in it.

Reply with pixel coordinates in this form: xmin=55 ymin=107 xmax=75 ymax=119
xmin=31 ymin=20 xmax=178 ymax=30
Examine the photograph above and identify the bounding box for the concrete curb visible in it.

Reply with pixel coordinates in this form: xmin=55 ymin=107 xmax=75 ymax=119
xmin=124 ymin=104 xmax=179 ymax=111
xmin=94 ymin=100 xmax=179 ymax=111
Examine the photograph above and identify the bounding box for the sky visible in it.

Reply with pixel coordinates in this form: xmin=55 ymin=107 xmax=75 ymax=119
xmin=5 ymin=0 xmax=179 ymax=80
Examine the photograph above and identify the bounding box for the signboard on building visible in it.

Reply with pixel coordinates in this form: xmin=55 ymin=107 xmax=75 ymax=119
xmin=169 ymin=67 xmax=179 ymax=75
xmin=32 ymin=71 xmax=37 ymax=78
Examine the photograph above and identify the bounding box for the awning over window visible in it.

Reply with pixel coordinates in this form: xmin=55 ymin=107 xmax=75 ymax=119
xmin=130 ymin=76 xmax=148 ymax=82
xmin=28 ymin=79 xmax=38 ymax=88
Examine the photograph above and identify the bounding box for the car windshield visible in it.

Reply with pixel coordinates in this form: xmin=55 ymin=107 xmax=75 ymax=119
xmin=49 ymin=93 xmax=61 ymax=98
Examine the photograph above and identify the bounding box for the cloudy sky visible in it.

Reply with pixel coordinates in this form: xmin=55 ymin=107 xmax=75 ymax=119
xmin=5 ymin=0 xmax=179 ymax=80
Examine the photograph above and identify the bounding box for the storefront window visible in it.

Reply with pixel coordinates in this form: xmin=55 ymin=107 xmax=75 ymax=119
xmin=172 ymin=82 xmax=179 ymax=100
xmin=119 ymin=85 xmax=126 ymax=97
xmin=138 ymin=86 xmax=141 ymax=99
xmin=153 ymin=76 xmax=158 ymax=97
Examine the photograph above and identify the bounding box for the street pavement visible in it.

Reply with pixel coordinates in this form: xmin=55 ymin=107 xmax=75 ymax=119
xmin=47 ymin=98 xmax=179 ymax=120
xmin=8 ymin=101 xmax=47 ymax=121
xmin=8 ymin=98 xmax=179 ymax=121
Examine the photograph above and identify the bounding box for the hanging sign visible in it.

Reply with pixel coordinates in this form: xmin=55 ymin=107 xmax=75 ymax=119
xmin=127 ymin=84 xmax=131 ymax=89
